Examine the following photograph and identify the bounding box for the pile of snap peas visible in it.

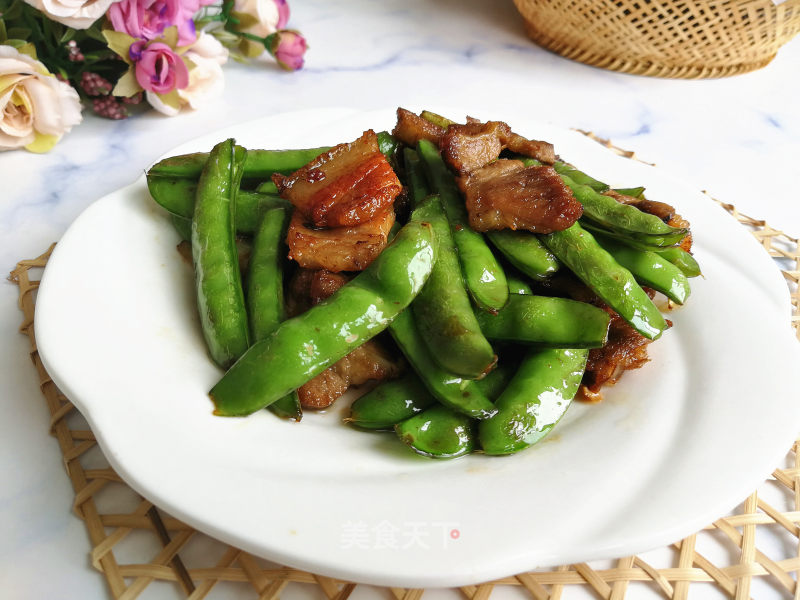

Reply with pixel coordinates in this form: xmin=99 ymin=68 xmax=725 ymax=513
xmin=146 ymin=117 xmax=700 ymax=460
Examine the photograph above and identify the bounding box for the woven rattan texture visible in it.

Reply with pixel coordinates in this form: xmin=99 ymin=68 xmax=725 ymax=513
xmin=513 ymin=0 xmax=800 ymax=79
xmin=10 ymin=189 xmax=800 ymax=598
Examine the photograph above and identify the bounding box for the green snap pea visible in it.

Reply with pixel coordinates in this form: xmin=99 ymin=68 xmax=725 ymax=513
xmin=247 ymin=206 xmax=301 ymax=420
xmin=170 ymin=214 xmax=192 ymax=242
xmin=388 ymin=310 xmax=497 ymax=420
xmin=479 ymin=348 xmax=587 ymax=455
xmin=396 ymin=405 xmax=476 ymax=459
xmin=476 ymin=294 xmax=610 ymax=348
xmin=210 ymin=218 xmax=436 ymax=416
xmin=377 ymin=131 xmax=400 ymax=165
xmin=657 ymin=246 xmax=702 ymax=278
xmin=542 ymin=222 xmax=668 ymax=340
xmin=148 ymin=145 xmax=331 ymax=180
xmin=348 ymin=356 xmax=515 ymax=431
xmin=593 ymin=232 xmax=691 ymax=305
xmin=403 ymin=148 xmax=429 ymax=207
xmin=148 ymin=175 xmax=289 ymax=234
xmin=613 ymin=186 xmax=646 ymax=199
xmin=411 ymin=196 xmax=496 ymax=379
xmin=420 ymin=110 xmax=455 ymax=128
xmin=486 ymin=230 xmax=560 ymax=281
xmin=192 ymin=139 xmax=250 ymax=369
xmin=417 ymin=139 xmax=509 ymax=312
xmin=562 ymin=175 xmax=688 ymax=248
xmin=347 ymin=374 xmax=436 ymax=430
xmin=506 ymin=275 xmax=532 ymax=295
xmin=552 ymin=161 xmax=609 ymax=192
xmin=475 ymin=359 xmax=517 ymax=401
xmin=255 ymin=180 xmax=279 ymax=195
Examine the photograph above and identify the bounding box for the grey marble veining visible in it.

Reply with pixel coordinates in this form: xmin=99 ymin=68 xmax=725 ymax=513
xmin=2 ymin=0 xmax=799 ymax=597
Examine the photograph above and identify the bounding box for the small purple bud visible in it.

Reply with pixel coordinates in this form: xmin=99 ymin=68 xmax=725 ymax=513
xmin=268 ymin=29 xmax=307 ymax=71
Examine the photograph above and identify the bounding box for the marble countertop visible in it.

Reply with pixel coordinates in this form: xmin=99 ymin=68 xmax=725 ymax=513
xmin=2 ymin=0 xmax=799 ymax=597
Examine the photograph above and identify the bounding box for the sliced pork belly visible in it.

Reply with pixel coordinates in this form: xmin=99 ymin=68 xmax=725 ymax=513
xmin=286 ymin=208 xmax=395 ymax=272
xmin=440 ymin=120 xmax=556 ymax=174
xmin=289 ymin=269 xmax=402 ymax=409
xmin=273 ymin=129 xmax=402 ymax=228
xmin=392 ymin=108 xmax=445 ymax=147
xmin=458 ymin=159 xmax=582 ymax=232
xmin=579 ymin=309 xmax=653 ymax=402
xmin=441 ymin=121 xmax=509 ymax=174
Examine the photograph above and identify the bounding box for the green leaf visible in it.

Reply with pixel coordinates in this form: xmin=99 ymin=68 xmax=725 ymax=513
xmin=17 ymin=42 xmax=37 ymax=59
xmin=112 ymin=68 xmax=142 ymax=97
xmin=157 ymin=88 xmax=181 ymax=110
xmin=161 ymin=25 xmax=178 ymax=48
xmin=7 ymin=27 xmax=31 ymax=39
xmin=103 ymin=29 xmax=136 ymax=63
xmin=60 ymin=28 xmax=76 ymax=43
xmin=0 ymin=20 xmax=7 ymax=43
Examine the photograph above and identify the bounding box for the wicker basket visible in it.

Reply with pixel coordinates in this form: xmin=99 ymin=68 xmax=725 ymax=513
xmin=513 ymin=0 xmax=800 ymax=78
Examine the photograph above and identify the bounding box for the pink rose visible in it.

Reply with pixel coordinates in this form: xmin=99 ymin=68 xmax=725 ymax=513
xmin=269 ymin=30 xmax=306 ymax=71
xmin=147 ymin=32 xmax=228 ymax=116
xmin=108 ymin=0 xmax=207 ymax=45
xmin=130 ymin=41 xmax=189 ymax=94
xmin=275 ymin=0 xmax=289 ymax=28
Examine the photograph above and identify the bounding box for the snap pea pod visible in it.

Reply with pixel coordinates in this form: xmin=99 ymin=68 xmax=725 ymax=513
xmin=593 ymin=232 xmax=691 ymax=305
xmin=148 ymin=176 xmax=289 ymax=233
xmin=417 ymin=139 xmax=509 ymax=312
xmin=613 ymin=186 xmax=646 ymax=199
xmin=541 ymin=222 xmax=668 ymax=340
xmin=403 ymin=148 xmax=429 ymax=207
xmin=347 ymin=373 xmax=436 ymax=430
xmin=377 ymin=131 xmax=400 ymax=165
xmin=255 ymin=180 xmax=279 ymax=195
xmin=479 ymin=348 xmax=588 ymax=455
xmin=247 ymin=206 xmax=301 ymax=420
xmin=657 ymin=246 xmax=702 ymax=278
xmin=170 ymin=214 xmax=192 ymax=242
xmin=149 ymin=145 xmax=331 ymax=180
xmin=411 ymin=196 xmax=496 ymax=379
xmin=507 ymin=275 xmax=532 ymax=295
xmin=388 ymin=310 xmax=497 ymax=420
xmin=552 ymin=161 xmax=609 ymax=192
xmin=486 ymin=230 xmax=560 ymax=281
xmin=476 ymin=294 xmax=610 ymax=348
xmin=348 ymin=359 xmax=515 ymax=430
xmin=395 ymin=405 xmax=476 ymax=459
xmin=563 ymin=174 xmax=688 ymax=247
xmin=149 ymin=131 xmax=397 ymax=181
xmin=210 ymin=218 xmax=436 ymax=416
xmin=420 ymin=110 xmax=455 ymax=128
xmin=192 ymin=139 xmax=250 ymax=369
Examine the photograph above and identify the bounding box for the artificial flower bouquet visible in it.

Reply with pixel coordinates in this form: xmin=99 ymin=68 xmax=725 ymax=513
xmin=0 ymin=0 xmax=307 ymax=152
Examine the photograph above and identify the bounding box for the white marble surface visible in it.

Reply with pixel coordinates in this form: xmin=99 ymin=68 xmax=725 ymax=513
xmin=2 ymin=0 xmax=799 ymax=598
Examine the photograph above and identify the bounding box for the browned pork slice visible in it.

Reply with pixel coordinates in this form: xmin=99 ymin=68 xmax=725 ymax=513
xmin=392 ymin=107 xmax=445 ymax=147
xmin=579 ymin=309 xmax=653 ymax=403
xmin=458 ymin=159 xmax=582 ymax=232
xmin=286 ymin=208 xmax=395 ymax=272
xmin=440 ymin=120 xmax=556 ymax=175
xmin=289 ymin=269 xmax=402 ymax=409
xmin=273 ymin=129 xmax=402 ymax=228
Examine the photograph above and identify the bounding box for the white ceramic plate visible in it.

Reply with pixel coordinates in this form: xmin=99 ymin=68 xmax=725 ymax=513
xmin=36 ymin=107 xmax=800 ymax=587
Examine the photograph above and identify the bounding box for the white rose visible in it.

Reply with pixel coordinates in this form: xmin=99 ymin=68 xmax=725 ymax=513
xmin=232 ymin=0 xmax=280 ymax=38
xmin=147 ymin=33 xmax=228 ymax=117
xmin=23 ymin=0 xmax=119 ymax=29
xmin=0 ymin=46 xmax=83 ymax=153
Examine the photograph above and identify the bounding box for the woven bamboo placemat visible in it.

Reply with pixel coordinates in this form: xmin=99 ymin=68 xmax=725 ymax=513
xmin=9 ymin=150 xmax=800 ymax=599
